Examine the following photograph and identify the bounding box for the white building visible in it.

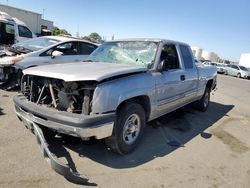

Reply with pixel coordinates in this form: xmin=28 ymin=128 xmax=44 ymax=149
xmin=191 ymin=47 xmax=202 ymax=59
xmin=0 ymin=4 xmax=53 ymax=35
xmin=201 ymin=51 xmax=218 ymax=62
xmin=239 ymin=53 xmax=250 ymax=68
xmin=191 ymin=46 xmax=218 ymax=62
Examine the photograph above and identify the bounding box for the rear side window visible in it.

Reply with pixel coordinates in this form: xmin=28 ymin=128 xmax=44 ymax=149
xmin=54 ymin=42 xmax=78 ymax=55
xmin=180 ymin=45 xmax=194 ymax=69
xmin=231 ymin=65 xmax=239 ymax=70
xmin=18 ymin=25 xmax=32 ymax=38
xmin=79 ymin=42 xmax=97 ymax=55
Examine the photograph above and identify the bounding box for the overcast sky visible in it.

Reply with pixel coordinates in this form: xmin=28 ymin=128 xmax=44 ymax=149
xmin=0 ymin=0 xmax=249 ymax=61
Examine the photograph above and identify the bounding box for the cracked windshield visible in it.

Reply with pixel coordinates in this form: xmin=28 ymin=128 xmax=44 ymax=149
xmin=88 ymin=41 xmax=158 ymax=68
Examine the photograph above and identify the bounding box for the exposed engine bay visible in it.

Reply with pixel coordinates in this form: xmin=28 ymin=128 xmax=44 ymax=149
xmin=0 ymin=45 xmax=31 ymax=57
xmin=21 ymin=75 xmax=97 ymax=115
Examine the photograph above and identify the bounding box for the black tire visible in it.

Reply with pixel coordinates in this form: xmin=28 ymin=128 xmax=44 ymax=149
xmin=237 ymin=73 xmax=241 ymax=78
xmin=1 ymin=69 xmax=22 ymax=90
xmin=195 ymin=87 xmax=210 ymax=112
xmin=105 ymin=102 xmax=146 ymax=155
xmin=0 ymin=73 xmax=13 ymax=87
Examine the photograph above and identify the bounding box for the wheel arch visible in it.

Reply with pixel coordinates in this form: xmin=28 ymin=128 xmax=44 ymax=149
xmin=206 ymin=79 xmax=214 ymax=91
xmin=116 ymin=95 xmax=151 ymax=122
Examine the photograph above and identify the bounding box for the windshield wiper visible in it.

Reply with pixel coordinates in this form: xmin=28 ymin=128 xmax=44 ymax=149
xmin=82 ymin=59 xmax=98 ymax=62
xmin=82 ymin=59 xmax=92 ymax=62
xmin=16 ymin=46 xmax=32 ymax=53
xmin=8 ymin=46 xmax=32 ymax=54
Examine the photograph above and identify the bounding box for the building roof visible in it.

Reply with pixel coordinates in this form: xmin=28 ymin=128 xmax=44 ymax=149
xmin=0 ymin=4 xmax=41 ymax=16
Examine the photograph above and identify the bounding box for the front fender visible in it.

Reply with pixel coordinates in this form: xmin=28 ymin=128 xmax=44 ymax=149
xmin=91 ymin=72 xmax=155 ymax=114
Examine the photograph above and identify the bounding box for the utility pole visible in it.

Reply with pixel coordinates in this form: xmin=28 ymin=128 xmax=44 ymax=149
xmin=76 ymin=24 xmax=79 ymax=38
xmin=42 ymin=9 xmax=45 ymax=19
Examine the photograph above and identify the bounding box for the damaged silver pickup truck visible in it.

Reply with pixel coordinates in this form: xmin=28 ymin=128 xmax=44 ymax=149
xmin=13 ymin=39 xmax=216 ymax=182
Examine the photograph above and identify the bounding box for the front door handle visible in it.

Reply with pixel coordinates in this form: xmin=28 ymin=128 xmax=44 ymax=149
xmin=180 ymin=75 xmax=186 ymax=81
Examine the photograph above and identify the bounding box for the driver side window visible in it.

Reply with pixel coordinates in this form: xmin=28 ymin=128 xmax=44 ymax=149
xmin=160 ymin=44 xmax=180 ymax=70
xmin=44 ymin=42 xmax=78 ymax=56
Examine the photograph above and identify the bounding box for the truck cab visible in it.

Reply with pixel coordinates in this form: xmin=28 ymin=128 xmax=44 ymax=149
xmin=0 ymin=11 xmax=36 ymax=45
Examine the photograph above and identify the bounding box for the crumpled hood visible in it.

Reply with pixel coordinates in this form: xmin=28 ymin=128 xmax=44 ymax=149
xmin=23 ymin=62 xmax=147 ymax=82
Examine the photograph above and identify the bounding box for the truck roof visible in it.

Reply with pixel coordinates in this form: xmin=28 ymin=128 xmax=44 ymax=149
xmin=109 ymin=38 xmax=189 ymax=46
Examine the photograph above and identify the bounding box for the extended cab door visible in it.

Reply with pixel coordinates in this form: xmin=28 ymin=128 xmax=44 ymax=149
xmin=178 ymin=44 xmax=199 ymax=102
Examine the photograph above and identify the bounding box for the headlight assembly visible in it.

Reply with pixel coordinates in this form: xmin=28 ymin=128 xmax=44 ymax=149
xmin=0 ymin=56 xmax=24 ymax=66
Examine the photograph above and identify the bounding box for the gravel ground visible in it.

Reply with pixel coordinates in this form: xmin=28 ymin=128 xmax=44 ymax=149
xmin=0 ymin=74 xmax=250 ymax=188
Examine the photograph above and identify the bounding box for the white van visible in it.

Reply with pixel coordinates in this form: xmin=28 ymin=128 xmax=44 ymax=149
xmin=0 ymin=11 xmax=36 ymax=45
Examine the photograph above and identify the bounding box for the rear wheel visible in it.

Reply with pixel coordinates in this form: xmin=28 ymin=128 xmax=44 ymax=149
xmin=105 ymin=102 xmax=146 ymax=155
xmin=195 ymin=87 xmax=210 ymax=112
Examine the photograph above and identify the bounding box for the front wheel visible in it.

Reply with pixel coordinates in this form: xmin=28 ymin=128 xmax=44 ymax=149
xmin=105 ymin=102 xmax=146 ymax=155
xmin=195 ymin=87 xmax=210 ymax=112
xmin=237 ymin=73 xmax=241 ymax=78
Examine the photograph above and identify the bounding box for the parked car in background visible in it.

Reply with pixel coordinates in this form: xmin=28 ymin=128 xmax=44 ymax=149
xmin=0 ymin=35 xmax=98 ymax=89
xmin=194 ymin=58 xmax=202 ymax=64
xmin=224 ymin=64 xmax=250 ymax=79
xmin=0 ymin=11 xmax=36 ymax=45
xmin=216 ymin=63 xmax=227 ymax=74
xmin=202 ymin=60 xmax=217 ymax=66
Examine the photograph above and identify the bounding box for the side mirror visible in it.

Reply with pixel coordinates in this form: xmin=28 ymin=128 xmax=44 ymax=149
xmin=51 ymin=50 xmax=63 ymax=59
xmin=159 ymin=59 xmax=169 ymax=72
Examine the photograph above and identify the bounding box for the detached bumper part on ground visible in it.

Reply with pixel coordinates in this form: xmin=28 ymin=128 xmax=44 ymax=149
xmin=32 ymin=124 xmax=90 ymax=184
xmin=13 ymin=93 xmax=115 ymax=184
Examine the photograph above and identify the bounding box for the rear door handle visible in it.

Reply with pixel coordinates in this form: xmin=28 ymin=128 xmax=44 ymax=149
xmin=180 ymin=75 xmax=186 ymax=81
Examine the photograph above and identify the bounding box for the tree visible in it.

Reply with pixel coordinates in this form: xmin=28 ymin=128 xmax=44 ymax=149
xmin=52 ymin=27 xmax=71 ymax=36
xmin=88 ymin=32 xmax=102 ymax=43
xmin=224 ymin=60 xmax=230 ymax=64
xmin=81 ymin=32 xmax=102 ymax=43
xmin=81 ymin=36 xmax=91 ymax=41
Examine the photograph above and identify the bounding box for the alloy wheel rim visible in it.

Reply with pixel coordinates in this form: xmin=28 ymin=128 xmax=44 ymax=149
xmin=123 ymin=113 xmax=141 ymax=145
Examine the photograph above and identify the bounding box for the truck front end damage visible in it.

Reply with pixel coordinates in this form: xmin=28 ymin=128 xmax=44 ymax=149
xmin=15 ymin=74 xmax=115 ymax=139
xmin=13 ymin=74 xmax=115 ymax=183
